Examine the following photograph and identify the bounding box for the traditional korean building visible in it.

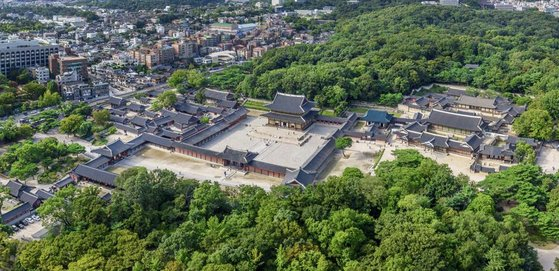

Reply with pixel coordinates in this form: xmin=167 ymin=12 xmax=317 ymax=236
xmin=91 ymin=139 xmax=137 ymax=163
xmin=263 ymin=93 xmax=318 ymax=130
xmin=71 ymin=165 xmax=118 ymax=187
xmin=361 ymin=109 xmax=393 ymax=128
xmin=426 ymin=109 xmax=487 ymax=137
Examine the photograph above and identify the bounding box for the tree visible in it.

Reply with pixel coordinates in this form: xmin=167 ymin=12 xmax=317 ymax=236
xmin=0 ymin=119 xmax=34 ymax=143
xmin=515 ymin=141 xmax=537 ymax=164
xmin=92 ymin=109 xmax=110 ymax=126
xmin=15 ymin=69 xmax=33 ymax=84
xmin=0 ymin=232 xmax=17 ymax=269
xmin=466 ymin=193 xmax=495 ymax=215
xmin=195 ymin=89 xmax=205 ymax=104
xmin=46 ymin=80 xmax=58 ymax=93
xmin=67 ymin=143 xmax=86 ymax=155
xmin=39 ymin=88 xmax=61 ymax=107
xmin=378 ymin=93 xmax=403 ymax=107
xmin=76 ymin=121 xmax=93 ymax=138
xmin=21 ymin=82 xmax=46 ymax=100
xmin=533 ymin=89 xmax=559 ymax=120
xmin=0 ymin=187 xmax=11 ymax=216
xmin=168 ymin=69 xmax=190 ymax=88
xmin=335 ymin=137 xmax=353 ymax=156
xmin=59 ymin=114 xmax=85 ymax=136
xmin=168 ymin=69 xmax=207 ymax=92
xmin=512 ymin=109 xmax=554 ymax=140
xmin=199 ymin=116 xmax=210 ymax=124
xmin=37 ymin=186 xmax=107 ymax=230
xmin=152 ymin=90 xmax=177 ymax=111
xmin=478 ymin=164 xmax=545 ymax=206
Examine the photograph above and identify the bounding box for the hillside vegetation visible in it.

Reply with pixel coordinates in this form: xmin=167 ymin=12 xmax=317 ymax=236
xmin=221 ymin=5 xmax=559 ymax=110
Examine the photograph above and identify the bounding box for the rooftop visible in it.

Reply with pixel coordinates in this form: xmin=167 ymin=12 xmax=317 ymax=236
xmin=266 ymin=92 xmax=315 ymax=115
xmin=427 ymin=109 xmax=484 ymax=133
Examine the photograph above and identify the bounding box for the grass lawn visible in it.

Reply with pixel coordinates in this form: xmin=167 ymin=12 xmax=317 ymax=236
xmin=93 ymin=137 xmax=109 ymax=146
xmin=320 ymin=109 xmax=336 ymax=117
xmin=244 ymin=100 xmax=269 ymax=111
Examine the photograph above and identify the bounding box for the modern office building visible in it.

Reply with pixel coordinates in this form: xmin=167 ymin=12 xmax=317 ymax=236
xmin=48 ymin=54 xmax=89 ymax=79
xmin=0 ymin=39 xmax=59 ymax=76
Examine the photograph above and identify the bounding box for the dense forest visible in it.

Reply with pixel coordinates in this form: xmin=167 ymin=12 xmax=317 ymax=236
xmin=210 ymin=5 xmax=559 ymax=110
xmin=1 ymin=150 xmax=557 ymax=270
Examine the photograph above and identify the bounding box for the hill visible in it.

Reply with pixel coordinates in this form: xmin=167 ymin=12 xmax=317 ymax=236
xmin=227 ymin=5 xmax=559 ymax=110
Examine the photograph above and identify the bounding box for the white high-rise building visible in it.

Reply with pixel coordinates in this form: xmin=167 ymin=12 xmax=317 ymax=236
xmin=29 ymin=66 xmax=50 ymax=84
xmin=440 ymin=0 xmax=459 ymax=6
xmin=0 ymin=39 xmax=59 ymax=76
xmin=272 ymin=0 xmax=284 ymax=6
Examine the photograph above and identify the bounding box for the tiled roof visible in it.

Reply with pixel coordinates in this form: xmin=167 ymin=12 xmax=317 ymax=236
xmin=108 ymin=96 xmax=127 ymax=107
xmin=1 ymin=202 xmax=31 ymax=223
xmin=6 ymin=180 xmax=23 ymax=197
xmin=110 ymin=115 xmax=127 ymax=124
xmin=283 ymin=168 xmax=316 ymax=187
xmin=110 ymin=108 xmax=127 ymax=116
xmin=36 ymin=189 xmax=54 ymax=200
xmin=220 ymin=147 xmax=257 ymax=164
xmin=18 ymin=191 xmax=39 ymax=206
xmin=85 ymin=156 xmax=111 ymax=169
xmin=362 ymin=109 xmax=393 ymax=124
xmin=216 ymin=100 xmax=238 ymax=108
xmin=127 ymin=103 xmax=146 ymax=112
xmin=204 ymin=88 xmax=234 ymax=101
xmin=53 ymin=176 xmax=74 ymax=189
xmin=266 ymin=93 xmax=315 ymax=115
xmin=131 ymin=116 xmax=149 ymax=127
xmin=73 ymin=165 xmax=117 ymax=187
xmin=262 ymin=110 xmax=317 ymax=124
xmin=427 ymin=109 xmax=484 ymax=132
xmin=92 ymin=139 xmax=134 ymax=157
xmin=456 ymin=95 xmax=497 ymax=109
xmin=175 ymin=102 xmax=203 ymax=115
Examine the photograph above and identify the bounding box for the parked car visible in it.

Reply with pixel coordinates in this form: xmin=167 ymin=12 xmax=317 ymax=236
xmin=11 ymin=225 xmax=19 ymax=232
xmin=23 ymin=218 xmax=33 ymax=224
xmin=17 ymin=224 xmax=25 ymax=229
xmin=31 ymin=215 xmax=40 ymax=222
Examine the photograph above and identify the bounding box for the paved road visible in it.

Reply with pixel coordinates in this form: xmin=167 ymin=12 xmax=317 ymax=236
xmin=536 ymin=246 xmax=559 ymax=271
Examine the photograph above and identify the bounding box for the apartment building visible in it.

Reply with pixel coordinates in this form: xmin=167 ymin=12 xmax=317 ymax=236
xmin=129 ymin=45 xmax=175 ymax=69
xmin=172 ymin=41 xmax=198 ymax=59
xmin=29 ymin=66 xmax=50 ymax=84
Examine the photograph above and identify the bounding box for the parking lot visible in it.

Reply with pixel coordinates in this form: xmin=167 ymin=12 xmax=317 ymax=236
xmin=11 ymin=215 xmax=46 ymax=241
